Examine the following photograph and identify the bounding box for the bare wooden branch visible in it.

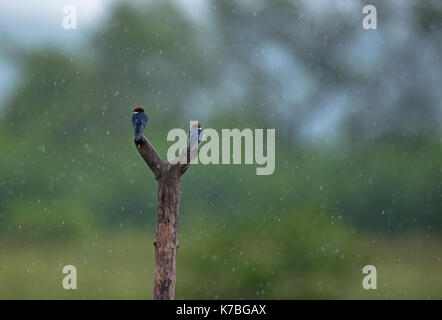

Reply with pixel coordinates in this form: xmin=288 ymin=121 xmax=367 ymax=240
xmin=169 ymin=147 xmax=199 ymax=176
xmin=133 ymin=135 xmax=198 ymax=300
xmin=134 ymin=136 xmax=168 ymax=180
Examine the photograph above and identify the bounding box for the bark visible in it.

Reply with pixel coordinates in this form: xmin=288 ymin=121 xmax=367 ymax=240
xmin=134 ymin=137 xmax=197 ymax=300
xmin=153 ymin=170 xmax=181 ymax=299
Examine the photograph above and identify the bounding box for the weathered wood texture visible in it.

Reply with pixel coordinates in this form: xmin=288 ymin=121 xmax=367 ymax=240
xmin=134 ymin=137 xmax=196 ymax=300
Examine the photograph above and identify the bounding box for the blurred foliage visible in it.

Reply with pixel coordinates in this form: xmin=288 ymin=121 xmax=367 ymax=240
xmin=178 ymin=210 xmax=369 ymax=299
xmin=0 ymin=0 xmax=441 ymax=299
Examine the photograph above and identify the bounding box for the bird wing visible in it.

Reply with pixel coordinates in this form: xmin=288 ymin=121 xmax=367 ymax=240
xmin=198 ymin=129 xmax=204 ymax=143
xmin=188 ymin=127 xmax=199 ymax=150
xmin=133 ymin=113 xmax=148 ymax=139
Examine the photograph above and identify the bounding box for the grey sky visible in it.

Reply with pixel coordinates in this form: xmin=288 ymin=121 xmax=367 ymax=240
xmin=0 ymin=0 xmax=207 ymax=104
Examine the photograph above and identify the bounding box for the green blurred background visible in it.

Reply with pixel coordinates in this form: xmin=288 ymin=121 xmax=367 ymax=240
xmin=0 ymin=0 xmax=441 ymax=299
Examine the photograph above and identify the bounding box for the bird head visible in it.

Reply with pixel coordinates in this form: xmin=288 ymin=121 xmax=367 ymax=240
xmin=132 ymin=106 xmax=145 ymax=114
xmin=193 ymin=123 xmax=202 ymax=131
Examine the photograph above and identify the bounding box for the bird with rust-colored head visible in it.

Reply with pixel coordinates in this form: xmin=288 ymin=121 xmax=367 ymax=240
xmin=132 ymin=106 xmax=149 ymax=141
xmin=188 ymin=122 xmax=204 ymax=150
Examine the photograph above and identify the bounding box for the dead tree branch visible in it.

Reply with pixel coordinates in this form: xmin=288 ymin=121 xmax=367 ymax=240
xmin=134 ymin=136 xmax=197 ymax=300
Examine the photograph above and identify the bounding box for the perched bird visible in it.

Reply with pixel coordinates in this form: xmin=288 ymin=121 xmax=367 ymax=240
xmin=132 ymin=106 xmax=149 ymax=141
xmin=188 ymin=123 xmax=204 ymax=150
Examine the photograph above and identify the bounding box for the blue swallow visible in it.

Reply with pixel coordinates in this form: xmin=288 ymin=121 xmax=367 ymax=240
xmin=188 ymin=123 xmax=204 ymax=150
xmin=132 ymin=106 xmax=149 ymax=141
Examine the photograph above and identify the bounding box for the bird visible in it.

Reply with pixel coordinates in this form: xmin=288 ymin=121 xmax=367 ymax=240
xmin=131 ymin=106 xmax=149 ymax=141
xmin=188 ymin=122 xmax=204 ymax=150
